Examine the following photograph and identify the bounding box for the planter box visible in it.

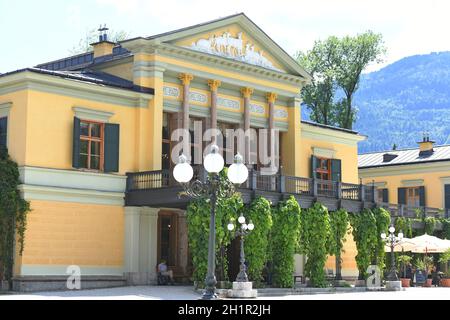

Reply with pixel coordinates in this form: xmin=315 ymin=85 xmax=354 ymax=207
xmin=400 ymin=278 xmax=411 ymax=287
xmin=440 ymin=278 xmax=450 ymax=287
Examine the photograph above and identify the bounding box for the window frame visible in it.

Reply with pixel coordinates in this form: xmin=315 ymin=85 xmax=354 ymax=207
xmin=79 ymin=119 xmax=105 ymax=171
xmin=315 ymin=157 xmax=331 ymax=181
xmin=406 ymin=186 xmax=420 ymax=207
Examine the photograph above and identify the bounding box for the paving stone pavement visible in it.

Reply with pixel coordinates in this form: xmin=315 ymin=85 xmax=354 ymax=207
xmin=0 ymin=286 xmax=449 ymax=300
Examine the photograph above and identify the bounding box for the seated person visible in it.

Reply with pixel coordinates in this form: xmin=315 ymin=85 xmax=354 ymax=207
xmin=157 ymin=260 xmax=174 ymax=284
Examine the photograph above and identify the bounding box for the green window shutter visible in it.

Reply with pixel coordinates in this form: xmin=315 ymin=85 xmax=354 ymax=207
xmin=72 ymin=117 xmax=81 ymax=168
xmin=104 ymin=123 xmax=120 ymax=173
xmin=398 ymin=187 xmax=407 ymax=205
xmin=419 ymin=186 xmax=426 ymax=207
xmin=382 ymin=188 xmax=389 ymax=203
xmin=311 ymin=155 xmax=318 ymax=179
xmin=445 ymin=185 xmax=450 ymax=209
xmin=331 ymin=159 xmax=342 ymax=182
xmin=0 ymin=117 xmax=7 ymax=147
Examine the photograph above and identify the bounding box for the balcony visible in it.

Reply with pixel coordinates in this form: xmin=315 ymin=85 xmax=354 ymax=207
xmin=125 ymin=167 xmax=450 ymax=219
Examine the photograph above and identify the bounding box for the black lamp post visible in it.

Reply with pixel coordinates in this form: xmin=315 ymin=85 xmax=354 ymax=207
xmin=227 ymin=214 xmax=254 ymax=282
xmin=173 ymin=146 xmax=248 ymax=299
xmin=381 ymin=225 xmax=404 ymax=281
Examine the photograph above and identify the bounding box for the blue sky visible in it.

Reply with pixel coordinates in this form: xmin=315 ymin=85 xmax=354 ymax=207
xmin=1 ymin=0 xmax=449 ymax=74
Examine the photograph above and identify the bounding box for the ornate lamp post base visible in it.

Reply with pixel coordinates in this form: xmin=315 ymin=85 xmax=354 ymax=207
xmin=385 ymin=281 xmax=402 ymax=291
xmin=227 ymin=281 xmax=257 ymax=299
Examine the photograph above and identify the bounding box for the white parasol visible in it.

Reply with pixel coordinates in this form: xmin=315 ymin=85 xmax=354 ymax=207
xmin=408 ymin=234 xmax=450 ymax=253
xmin=384 ymin=237 xmax=415 ymax=252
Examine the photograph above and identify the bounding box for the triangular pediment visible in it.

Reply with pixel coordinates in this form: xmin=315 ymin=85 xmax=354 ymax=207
xmin=148 ymin=13 xmax=310 ymax=79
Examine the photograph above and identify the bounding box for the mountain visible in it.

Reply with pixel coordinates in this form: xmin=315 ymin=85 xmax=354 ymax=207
xmin=302 ymin=51 xmax=450 ymax=153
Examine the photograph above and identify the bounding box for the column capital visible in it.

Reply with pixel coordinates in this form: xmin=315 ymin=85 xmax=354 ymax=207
xmin=241 ymin=87 xmax=254 ymax=98
xmin=207 ymin=79 xmax=221 ymax=92
xmin=266 ymin=92 xmax=278 ymax=104
xmin=179 ymin=73 xmax=194 ymax=85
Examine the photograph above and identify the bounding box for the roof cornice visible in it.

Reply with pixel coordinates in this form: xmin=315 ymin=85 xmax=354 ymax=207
xmin=0 ymin=70 xmax=153 ymax=107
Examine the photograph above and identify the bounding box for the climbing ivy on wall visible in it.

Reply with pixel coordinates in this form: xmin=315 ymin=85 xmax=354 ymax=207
xmin=186 ymin=169 xmax=243 ymax=285
xmin=270 ymin=196 xmax=301 ymax=288
xmin=299 ymin=202 xmax=331 ymax=287
xmin=328 ymin=209 xmax=349 ymax=280
xmin=394 ymin=217 xmax=413 ymax=238
xmin=349 ymin=209 xmax=378 ymax=280
xmin=243 ymin=197 xmax=272 ymax=285
xmin=441 ymin=218 xmax=450 ymax=240
xmin=372 ymin=207 xmax=391 ymax=270
xmin=0 ymin=148 xmax=30 ymax=282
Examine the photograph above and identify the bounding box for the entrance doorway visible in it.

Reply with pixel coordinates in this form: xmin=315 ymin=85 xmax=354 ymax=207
xmin=157 ymin=211 xmax=178 ymax=268
xmin=227 ymin=238 xmax=241 ymax=282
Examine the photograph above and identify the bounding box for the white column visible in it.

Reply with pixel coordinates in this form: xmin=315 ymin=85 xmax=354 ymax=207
xmin=140 ymin=208 xmax=159 ymax=281
xmin=124 ymin=207 xmax=141 ymax=273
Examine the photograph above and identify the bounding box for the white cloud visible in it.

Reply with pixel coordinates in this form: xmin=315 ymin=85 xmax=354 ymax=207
xmin=95 ymin=0 xmax=450 ymax=70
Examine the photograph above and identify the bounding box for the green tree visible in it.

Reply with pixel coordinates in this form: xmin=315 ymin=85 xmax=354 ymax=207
xmin=297 ymin=31 xmax=385 ymax=129
xmin=334 ymin=31 xmax=386 ymax=129
xmin=69 ymin=28 xmax=131 ymax=55
xmin=296 ymin=37 xmax=340 ymax=126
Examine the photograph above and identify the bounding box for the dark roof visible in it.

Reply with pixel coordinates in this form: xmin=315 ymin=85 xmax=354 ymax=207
xmin=301 ymin=120 xmax=359 ymax=135
xmin=0 ymin=68 xmax=153 ymax=94
xmin=35 ymin=46 xmax=131 ymax=71
xmin=358 ymin=145 xmax=450 ymax=168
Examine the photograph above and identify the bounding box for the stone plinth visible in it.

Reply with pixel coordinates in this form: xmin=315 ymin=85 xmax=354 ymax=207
xmin=227 ymin=281 xmax=257 ymax=298
xmin=385 ymin=281 xmax=402 ymax=291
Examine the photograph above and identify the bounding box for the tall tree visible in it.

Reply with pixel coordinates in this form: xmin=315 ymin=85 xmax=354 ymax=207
xmin=334 ymin=31 xmax=385 ymax=129
xmin=69 ymin=28 xmax=131 ymax=55
xmin=296 ymin=37 xmax=340 ymax=126
xmin=297 ymin=31 xmax=385 ymax=129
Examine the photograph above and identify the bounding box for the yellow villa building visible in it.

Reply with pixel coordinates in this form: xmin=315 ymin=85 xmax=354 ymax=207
xmin=359 ymin=135 xmax=450 ymax=213
xmin=0 ymin=13 xmax=371 ymax=291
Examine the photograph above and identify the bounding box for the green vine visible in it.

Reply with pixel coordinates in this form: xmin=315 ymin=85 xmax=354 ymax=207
xmin=423 ymin=216 xmax=436 ymax=235
xmin=270 ymin=196 xmax=301 ymax=288
xmin=186 ymin=169 xmax=243 ymax=285
xmin=440 ymin=218 xmax=450 ymax=239
xmin=243 ymin=197 xmax=272 ymax=286
xmin=300 ymin=202 xmax=331 ymax=287
xmin=328 ymin=209 xmax=349 ymax=280
xmin=373 ymin=207 xmax=391 ymax=270
xmin=394 ymin=217 xmax=413 ymax=238
xmin=349 ymin=209 xmax=378 ymax=280
xmin=0 ymin=149 xmax=30 ymax=282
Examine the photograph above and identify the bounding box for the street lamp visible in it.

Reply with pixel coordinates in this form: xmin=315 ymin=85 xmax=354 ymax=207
xmin=173 ymin=146 xmax=248 ymax=299
xmin=227 ymin=214 xmax=254 ymax=282
xmin=381 ymin=225 xmax=404 ymax=281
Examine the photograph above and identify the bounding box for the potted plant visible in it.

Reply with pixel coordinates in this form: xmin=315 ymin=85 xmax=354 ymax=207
xmin=413 ymin=258 xmax=427 ymax=287
xmin=439 ymin=249 xmax=450 ymax=287
xmin=397 ymin=255 xmax=412 ymax=287
xmin=423 ymin=256 xmax=434 ymax=287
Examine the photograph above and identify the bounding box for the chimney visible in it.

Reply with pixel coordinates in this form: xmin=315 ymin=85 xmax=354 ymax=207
xmin=418 ymin=132 xmax=435 ymax=156
xmin=90 ymin=25 xmax=115 ymax=58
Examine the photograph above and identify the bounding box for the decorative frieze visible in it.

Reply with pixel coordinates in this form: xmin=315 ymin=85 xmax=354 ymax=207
xmin=274 ymin=109 xmax=288 ymax=119
xmin=163 ymin=86 xmax=180 ymax=98
xmin=218 ymin=97 xmax=240 ymax=110
xmin=189 ymin=92 xmax=207 ymax=104
xmin=250 ymin=103 xmax=265 ymax=115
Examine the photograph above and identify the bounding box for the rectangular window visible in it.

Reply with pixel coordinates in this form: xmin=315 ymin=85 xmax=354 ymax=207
xmin=0 ymin=117 xmax=7 ymax=148
xmin=406 ymin=187 xmax=420 ymax=207
xmin=79 ymin=120 xmax=104 ymax=170
xmin=316 ymin=157 xmax=331 ymax=180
